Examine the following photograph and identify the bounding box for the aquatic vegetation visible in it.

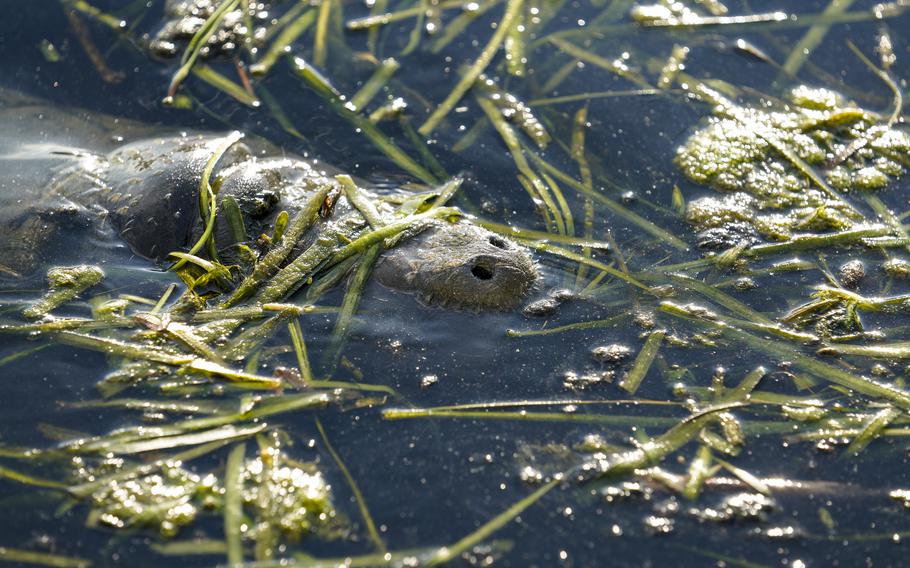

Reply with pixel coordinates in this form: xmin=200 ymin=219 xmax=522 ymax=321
xmin=150 ymin=0 xmax=273 ymax=59
xmin=8 ymin=0 xmax=910 ymax=565
xmin=84 ymin=459 xmax=218 ymax=536
xmin=679 ymin=84 xmax=910 ymax=242
xmin=23 ymin=265 xmax=104 ymax=319
xmin=241 ymin=451 xmax=336 ymax=541
xmin=70 ymin=437 xmax=337 ymax=550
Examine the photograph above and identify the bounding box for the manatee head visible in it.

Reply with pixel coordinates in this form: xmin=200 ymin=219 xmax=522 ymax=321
xmin=374 ymin=221 xmax=537 ymax=311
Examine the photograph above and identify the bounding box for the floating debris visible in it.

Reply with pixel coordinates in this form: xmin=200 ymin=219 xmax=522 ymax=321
xmin=884 ymin=258 xmax=910 ymax=278
xmin=39 ymin=39 xmax=61 ymax=62
xmin=591 ymin=343 xmax=632 ymax=364
xmin=643 ymin=515 xmax=675 ymax=535
xmin=562 ymin=369 xmax=614 ymax=391
xmin=689 ymin=492 xmax=775 ymax=523
xmin=838 ymin=259 xmax=866 ymax=289
xmin=150 ymin=0 xmax=275 ymax=59
xmin=631 ymin=3 xmax=787 ymax=27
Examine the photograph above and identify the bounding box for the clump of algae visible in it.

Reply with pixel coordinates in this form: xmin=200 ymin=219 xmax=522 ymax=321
xmin=82 ymin=458 xmax=219 ymax=536
xmin=677 ymin=85 xmax=910 ymax=242
xmin=240 ymin=451 xmax=337 ymax=541
xmin=78 ymin=446 xmax=336 ymax=540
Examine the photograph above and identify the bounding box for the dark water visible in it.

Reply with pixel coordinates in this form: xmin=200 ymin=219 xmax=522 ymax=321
xmin=3 ymin=1 xmax=910 ymax=566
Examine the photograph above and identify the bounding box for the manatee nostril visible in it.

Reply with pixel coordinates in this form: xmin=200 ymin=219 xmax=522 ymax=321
xmin=471 ymin=264 xmax=494 ymax=280
xmin=488 ymin=235 xmax=508 ymax=249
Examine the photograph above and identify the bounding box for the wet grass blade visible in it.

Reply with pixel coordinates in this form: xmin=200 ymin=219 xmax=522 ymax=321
xmin=0 ymin=464 xmax=68 ymax=490
xmin=477 ymin=220 xmax=610 ymax=249
xmin=151 ymin=283 xmax=177 ymax=315
xmin=846 ymin=406 xmax=902 ymax=456
xmin=428 ymin=0 xmax=500 ymax=53
xmin=528 ymin=242 xmax=653 ymax=293
xmin=325 ymin=245 xmax=380 ymax=372
xmin=419 ymin=0 xmax=525 ymax=136
xmin=723 ymin=367 xmax=767 ymax=403
xmin=529 ymin=88 xmax=664 ymax=106
xmin=315 ymin=418 xmax=386 ymax=553
xmin=473 ymin=94 xmax=565 ymax=233
xmin=682 ymin=445 xmax=714 ymax=500
xmin=312 ymin=0 xmax=331 ymax=67
xmin=350 ymin=58 xmax=400 ymax=111
xmin=68 ymin=439 xmax=248 ymax=498
xmin=620 ymin=329 xmax=666 ymax=394
xmin=546 ymin=37 xmax=651 ymax=89
xmin=428 ymin=398 xmax=681 ymax=412
xmin=104 ymin=423 xmax=266 ymax=455
xmin=192 ymin=64 xmax=260 ymax=107
xmin=817 ymin=340 xmax=910 ymax=359
xmin=55 ymin=331 xmax=193 ymax=365
xmin=288 ymin=319 xmax=314 ymax=384
xmin=250 ymin=7 xmax=316 ymax=77
xmin=0 ymin=547 xmax=90 ymax=568
xmin=224 ymin=442 xmax=246 ymax=566
xmin=258 ymin=207 xmax=460 ymax=302
xmin=865 ymin=195 xmax=910 ymax=254
xmin=383 ymin=408 xmax=685 ymax=428
xmin=291 ymin=56 xmax=438 ymax=184
xmin=0 ymin=343 xmax=51 ymax=367
xmin=23 ymin=266 xmax=104 ymax=320
xmin=61 ymin=0 xmax=125 ymax=31
xmin=185 ymin=359 xmax=283 ymax=389
xmin=507 ymin=313 xmax=626 ymax=337
xmin=531 ymin=153 xmax=689 ymax=251
xmin=172 ymin=132 xmax=245 ymax=270
xmin=661 ymin=301 xmax=910 ymax=410
xmin=398 ymin=118 xmax=449 ymax=181
xmin=571 ymin=105 xmax=594 ymax=287
xmin=504 ymin=4 xmax=526 ymax=76
xmin=165 ymin=0 xmax=240 ymax=101
xmin=740 ymin=225 xmax=895 ymax=258
xmin=713 ymin=457 xmax=772 ymax=495
xmin=425 ymin=478 xmax=559 ymax=566
xmin=222 ymin=184 xmax=332 ymax=307
xmin=151 ymin=540 xmax=227 ymax=556
xmin=663 ymin=273 xmax=772 ymax=324
xmin=428 ymin=176 xmax=463 ymax=209
xmin=541 ymin=172 xmax=574 ymax=237
xmin=64 ymin=398 xmax=226 ymax=415
xmin=779 ymin=0 xmax=856 ymax=79
xmin=0 ymin=318 xmax=136 ymax=334
xmin=258 ymin=85 xmax=308 ymax=141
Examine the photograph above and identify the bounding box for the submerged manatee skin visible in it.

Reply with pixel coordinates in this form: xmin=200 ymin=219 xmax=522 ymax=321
xmin=374 ymin=221 xmax=538 ymax=311
xmin=3 ymin=112 xmax=538 ymax=311
xmin=100 ymin=135 xmax=250 ymax=261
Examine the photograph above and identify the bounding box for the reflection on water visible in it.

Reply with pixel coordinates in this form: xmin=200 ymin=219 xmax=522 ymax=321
xmin=2 ymin=1 xmax=910 ymax=566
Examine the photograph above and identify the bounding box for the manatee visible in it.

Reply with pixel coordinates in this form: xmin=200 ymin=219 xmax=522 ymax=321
xmin=0 ymin=89 xmax=537 ymax=311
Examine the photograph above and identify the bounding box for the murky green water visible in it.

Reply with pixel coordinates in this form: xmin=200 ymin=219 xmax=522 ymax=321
xmin=3 ymin=1 xmax=910 ymax=566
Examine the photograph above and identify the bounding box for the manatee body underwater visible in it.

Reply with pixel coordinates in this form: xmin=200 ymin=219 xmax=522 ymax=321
xmin=0 ymin=88 xmax=537 ymax=311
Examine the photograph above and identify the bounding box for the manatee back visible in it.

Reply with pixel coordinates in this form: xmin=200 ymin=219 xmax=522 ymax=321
xmin=100 ymin=134 xmax=251 ymax=261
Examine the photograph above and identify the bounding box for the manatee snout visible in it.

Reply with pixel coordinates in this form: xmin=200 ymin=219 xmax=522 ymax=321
xmin=374 ymin=221 xmax=538 ymax=311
